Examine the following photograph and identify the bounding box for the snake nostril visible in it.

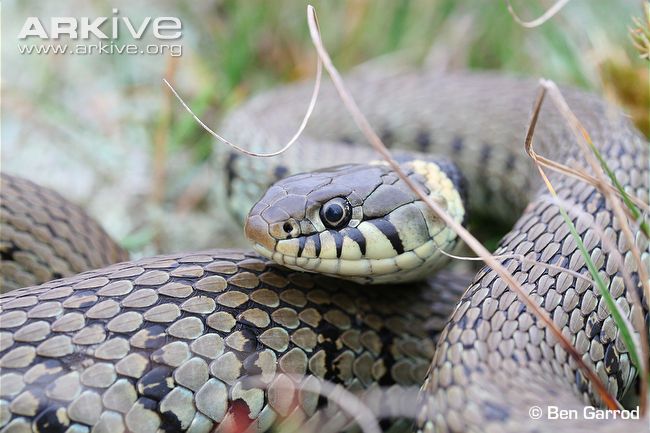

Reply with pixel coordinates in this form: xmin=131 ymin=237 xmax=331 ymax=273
xmin=283 ymin=222 xmax=293 ymax=234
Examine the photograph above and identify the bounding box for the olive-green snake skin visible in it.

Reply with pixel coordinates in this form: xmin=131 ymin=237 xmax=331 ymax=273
xmin=0 ymin=69 xmax=648 ymax=433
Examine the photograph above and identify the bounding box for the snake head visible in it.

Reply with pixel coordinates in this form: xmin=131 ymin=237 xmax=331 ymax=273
xmin=245 ymin=157 xmax=467 ymax=284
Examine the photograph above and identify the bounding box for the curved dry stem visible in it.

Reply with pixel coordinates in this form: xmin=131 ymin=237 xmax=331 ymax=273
xmin=540 ymin=79 xmax=649 ymax=296
xmin=505 ymin=0 xmax=571 ymax=28
xmin=305 ymin=3 xmax=620 ymax=412
xmin=163 ymin=56 xmax=322 ymax=158
xmin=525 ymin=81 xmax=649 ymax=413
xmin=526 ymin=149 xmax=649 ymax=214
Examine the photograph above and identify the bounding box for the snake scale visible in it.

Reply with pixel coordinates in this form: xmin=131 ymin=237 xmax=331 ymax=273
xmin=0 ymin=67 xmax=648 ymax=433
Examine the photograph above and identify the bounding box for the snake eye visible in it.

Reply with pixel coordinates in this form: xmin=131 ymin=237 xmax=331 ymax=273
xmin=320 ymin=197 xmax=351 ymax=229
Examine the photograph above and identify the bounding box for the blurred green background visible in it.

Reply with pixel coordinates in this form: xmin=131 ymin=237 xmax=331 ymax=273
xmin=2 ymin=0 xmax=648 ymax=257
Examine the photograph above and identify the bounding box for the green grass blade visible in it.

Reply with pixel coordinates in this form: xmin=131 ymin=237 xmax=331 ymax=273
xmin=556 ymin=205 xmax=644 ymax=379
xmin=586 ymin=141 xmax=650 ymax=238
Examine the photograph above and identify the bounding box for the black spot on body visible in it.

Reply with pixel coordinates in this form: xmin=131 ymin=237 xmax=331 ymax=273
xmin=316 ymin=323 xmax=348 ymax=381
xmin=3 ymin=244 xmax=65 ymax=280
xmin=0 ymin=244 xmax=17 ymax=262
xmin=416 ymin=131 xmax=431 ymax=152
xmin=243 ymin=353 xmax=264 ymax=376
xmin=505 ymin=152 xmax=517 ymax=170
xmin=28 ymin=360 xmax=63 ymax=384
xmin=273 ymin=165 xmax=289 ymax=180
xmin=381 ymin=129 xmax=394 ymax=147
xmin=225 ymin=153 xmax=239 ymax=197
xmin=516 ymin=302 xmax=526 ymax=315
xmin=371 ymin=218 xmax=404 ymax=254
xmin=604 ymin=343 xmax=619 ymax=374
xmin=339 ymin=136 xmax=355 ymax=146
xmin=513 ymin=348 xmax=531 ymax=363
xmin=35 ymin=406 xmax=69 ymax=433
xmin=377 ymin=357 xmax=397 ymax=386
xmin=160 ymin=410 xmax=183 ymax=433
xmin=615 ymin=374 xmax=626 ymax=393
xmin=234 ymin=328 xmax=261 ymax=352
xmin=132 ymin=325 xmax=167 ymax=349
xmin=68 ymin=291 xmax=97 ymax=308
xmin=137 ymin=367 xmax=174 ymax=401
xmin=138 ymin=397 xmax=158 ymax=411
xmin=23 ymin=390 xmax=48 ymax=417
xmin=482 ymin=401 xmax=510 ymax=421
xmin=451 ymin=136 xmax=463 ymax=154
xmin=575 ymin=370 xmax=589 ymax=393
xmin=480 ymin=143 xmax=492 ymax=162
xmin=587 ymin=317 xmax=603 ymax=340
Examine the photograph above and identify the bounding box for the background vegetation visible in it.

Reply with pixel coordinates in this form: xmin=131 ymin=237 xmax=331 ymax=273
xmin=3 ymin=0 xmax=648 ymax=256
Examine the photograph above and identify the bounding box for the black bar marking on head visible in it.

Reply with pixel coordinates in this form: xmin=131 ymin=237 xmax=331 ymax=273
xmin=331 ymin=230 xmax=344 ymax=258
xmin=313 ymin=234 xmax=321 ymax=257
xmin=371 ymin=218 xmax=404 ymax=254
xmin=344 ymin=227 xmax=367 ymax=256
xmin=297 ymin=236 xmax=307 ymax=257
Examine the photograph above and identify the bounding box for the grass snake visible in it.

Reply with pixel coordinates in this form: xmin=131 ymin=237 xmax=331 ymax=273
xmin=0 ymin=68 xmax=648 ymax=433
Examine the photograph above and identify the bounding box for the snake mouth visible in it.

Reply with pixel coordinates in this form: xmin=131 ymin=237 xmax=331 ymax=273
xmin=252 ymin=236 xmax=453 ymax=284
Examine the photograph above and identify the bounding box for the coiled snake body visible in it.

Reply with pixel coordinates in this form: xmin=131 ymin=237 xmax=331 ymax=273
xmin=0 ymin=69 xmax=648 ymax=433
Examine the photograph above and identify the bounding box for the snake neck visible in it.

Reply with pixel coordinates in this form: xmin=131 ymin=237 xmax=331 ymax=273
xmin=216 ymin=70 xmax=626 ymax=226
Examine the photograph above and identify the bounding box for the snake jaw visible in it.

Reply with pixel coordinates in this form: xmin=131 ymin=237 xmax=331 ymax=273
xmin=251 ymin=241 xmax=276 ymax=262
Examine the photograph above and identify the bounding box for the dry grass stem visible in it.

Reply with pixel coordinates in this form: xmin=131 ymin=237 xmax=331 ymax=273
xmin=541 ymin=80 xmax=650 ymax=353
xmin=305 ymin=4 xmax=620 ymax=411
xmin=526 ymin=150 xmax=649 ymax=214
xmin=505 ymin=0 xmax=571 ymax=28
xmin=525 ymin=81 xmax=649 ymax=413
xmin=439 ymin=249 xmax=596 ymax=287
xmin=163 ymin=55 xmax=323 ymax=157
